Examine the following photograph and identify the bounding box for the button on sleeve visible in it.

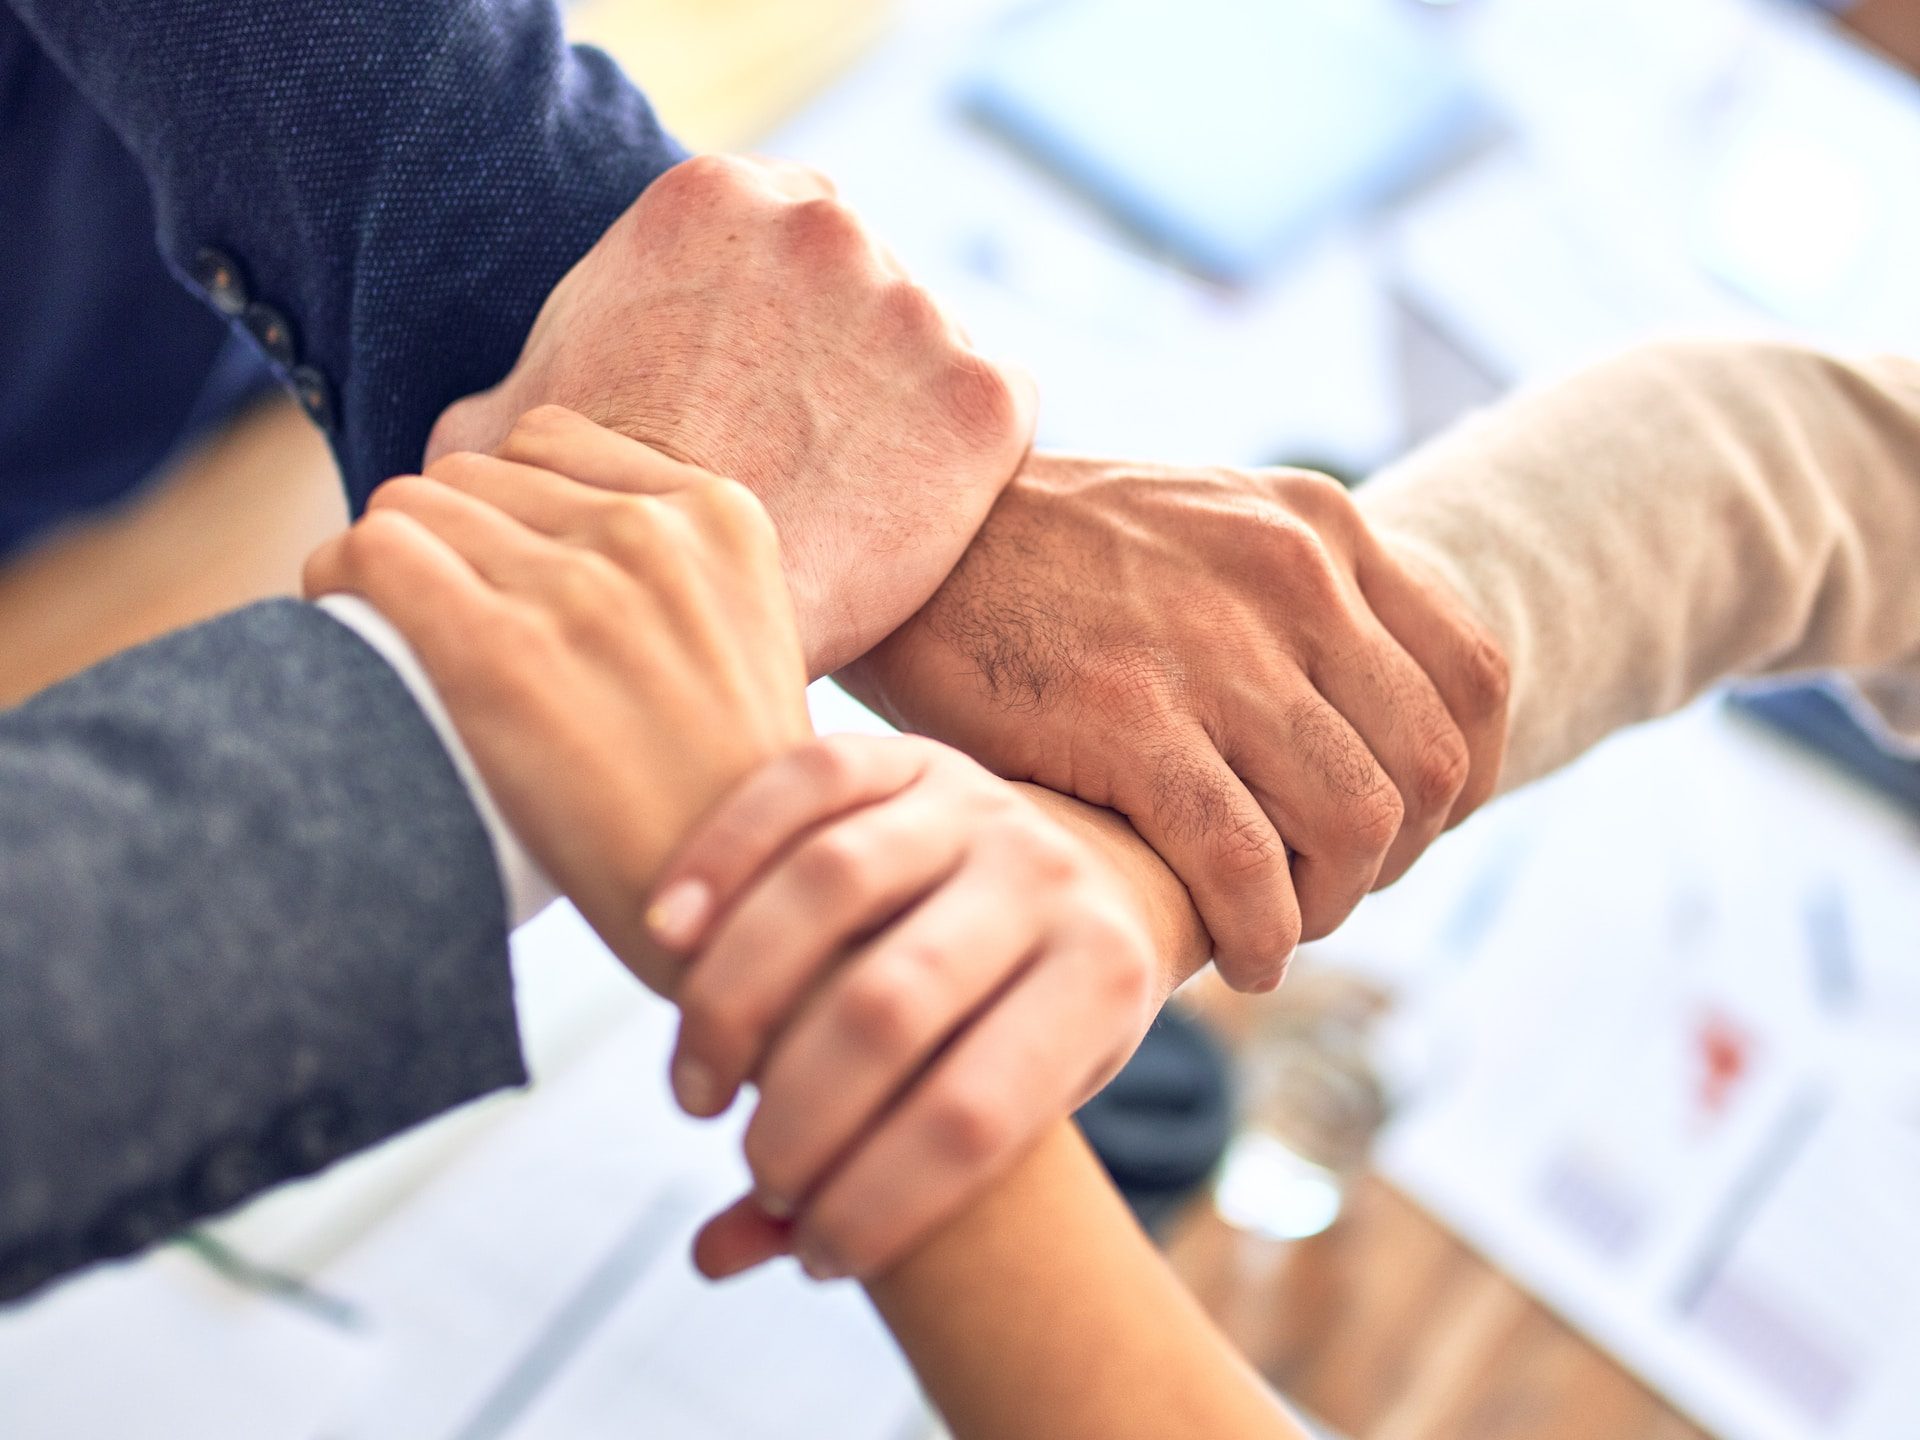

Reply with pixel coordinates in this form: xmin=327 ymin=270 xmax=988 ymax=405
xmin=289 ymin=365 xmax=336 ymax=436
xmin=243 ymin=301 xmax=299 ymax=368
xmin=191 ymin=246 xmax=250 ymax=318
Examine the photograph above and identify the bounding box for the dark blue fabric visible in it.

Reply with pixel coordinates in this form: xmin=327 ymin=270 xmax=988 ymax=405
xmin=0 ymin=14 xmax=280 ymax=559
xmin=0 ymin=600 xmax=523 ymax=1305
xmin=0 ymin=0 xmax=685 ymax=543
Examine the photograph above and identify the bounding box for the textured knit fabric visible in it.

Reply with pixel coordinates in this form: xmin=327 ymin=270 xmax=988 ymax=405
xmin=1358 ymin=340 xmax=1920 ymax=790
xmin=1 ymin=0 xmax=685 ymax=523
xmin=0 ymin=11 xmax=278 ymax=559
xmin=0 ymin=600 xmax=524 ymax=1304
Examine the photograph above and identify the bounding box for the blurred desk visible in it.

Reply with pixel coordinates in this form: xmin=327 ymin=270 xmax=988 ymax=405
xmin=1167 ymin=1179 xmax=1710 ymax=1440
xmin=0 ymin=395 xmax=343 ymax=705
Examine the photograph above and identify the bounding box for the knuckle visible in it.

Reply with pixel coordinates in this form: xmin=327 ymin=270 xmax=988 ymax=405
xmin=1009 ymin=821 xmax=1083 ymax=888
xmin=835 ymin=964 xmax=924 ymax=1058
xmin=491 ymin=599 xmax=564 ymax=672
xmin=1245 ymin=508 xmax=1342 ymax=596
xmin=792 ymin=735 xmax=865 ymax=795
xmin=940 ymin=350 xmax=1021 ymax=445
xmin=548 ymin=553 xmax=630 ymax=640
xmin=1271 ymin=468 xmax=1359 ymax=530
xmin=1087 ymin=924 xmax=1156 ymax=1015
xmin=1410 ymin=727 xmax=1472 ymax=814
xmin=421 ymin=450 xmax=488 ymax=487
xmin=1343 ymin=776 xmax=1405 ymax=856
xmin=925 ymin=1089 xmax=1009 ymax=1168
xmin=364 ymin=473 xmax=436 ymax=512
xmin=1224 ymin=929 xmax=1299 ymax=993
xmin=590 ymin=497 xmax=663 ymax=563
xmin=785 ymin=196 xmax=864 ymax=256
xmin=667 ymin=151 xmax=747 ymax=198
xmin=342 ymin=507 xmax=419 ymax=563
xmin=1214 ymin=810 xmax=1286 ymax=879
xmin=1084 ymin=648 xmax=1173 ymax=723
xmin=796 ymin=829 xmax=871 ymax=899
xmin=1461 ymin=625 xmax=1513 ymax=723
xmin=697 ymin=475 xmax=776 ymax=545
xmin=879 ymin=278 xmax=944 ymax=336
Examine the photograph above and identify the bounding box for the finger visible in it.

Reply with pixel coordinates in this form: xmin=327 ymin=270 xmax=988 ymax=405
xmin=1305 ymin=614 xmax=1468 ymax=890
xmin=692 ymin=1196 xmax=792 ymax=1282
xmin=669 ymin=783 xmax=974 ymax=1118
xmin=306 ymin=510 xmax=506 ymax=679
xmin=788 ymin=920 xmax=1144 ymax=1281
xmin=363 ymin=475 xmax=559 ymax=591
xmin=300 ymin=531 xmax=352 ymax=600
xmin=1241 ymin=690 xmax=1402 ymax=945
xmin=1109 ymin=726 xmax=1300 ymax=993
xmin=423 ymin=449 xmax=605 ymax=536
xmin=493 ymin=405 xmax=714 ymax=495
xmin=647 ymin=735 xmax=937 ymax=952
xmin=738 ymin=858 xmax=1046 ymax=1216
xmin=1355 ymin=538 xmax=1511 ymax=828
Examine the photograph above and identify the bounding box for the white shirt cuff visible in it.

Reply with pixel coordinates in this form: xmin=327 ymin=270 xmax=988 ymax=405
xmin=317 ymin=594 xmax=559 ymax=929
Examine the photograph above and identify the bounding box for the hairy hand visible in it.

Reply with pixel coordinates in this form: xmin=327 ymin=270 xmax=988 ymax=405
xmin=839 ymin=455 xmax=1510 ymax=990
xmin=649 ymin=733 xmax=1160 ymax=1282
xmin=427 ymin=155 xmax=1037 ymax=677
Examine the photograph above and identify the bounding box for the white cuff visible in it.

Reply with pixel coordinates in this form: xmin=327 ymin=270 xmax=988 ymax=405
xmin=317 ymin=594 xmax=559 ymax=929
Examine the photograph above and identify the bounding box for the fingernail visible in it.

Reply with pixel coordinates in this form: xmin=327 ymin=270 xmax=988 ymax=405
xmin=672 ymin=1054 xmax=725 ymax=1116
xmin=648 ymin=879 xmax=712 ymax=949
xmin=795 ymin=1239 xmax=846 ymax=1283
xmin=755 ymin=1188 xmax=794 ymax=1221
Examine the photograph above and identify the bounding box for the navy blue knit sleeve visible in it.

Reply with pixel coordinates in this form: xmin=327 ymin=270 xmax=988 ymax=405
xmin=5 ymin=0 xmax=686 ymax=505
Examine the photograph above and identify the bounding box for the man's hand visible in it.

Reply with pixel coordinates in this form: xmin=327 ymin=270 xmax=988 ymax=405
xmin=427 ymin=154 xmax=1037 ymax=677
xmin=651 ymin=734 xmax=1160 ymax=1283
xmin=839 ymin=455 xmax=1511 ymax=991
xmin=303 ymin=407 xmax=812 ymax=993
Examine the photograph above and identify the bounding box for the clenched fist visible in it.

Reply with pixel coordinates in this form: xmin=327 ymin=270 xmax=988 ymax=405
xmin=428 ymin=154 xmax=1037 ymax=677
xmin=841 ymin=455 xmax=1511 ymax=990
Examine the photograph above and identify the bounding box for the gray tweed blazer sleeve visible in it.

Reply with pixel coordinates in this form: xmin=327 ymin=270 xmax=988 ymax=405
xmin=0 ymin=599 xmax=527 ymax=1303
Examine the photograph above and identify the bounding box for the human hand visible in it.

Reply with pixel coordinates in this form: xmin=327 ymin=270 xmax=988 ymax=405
xmin=648 ymin=733 xmax=1160 ymax=1282
xmin=427 ymin=154 xmax=1038 ymax=678
xmin=303 ymin=406 xmax=811 ymax=992
xmin=839 ymin=455 xmax=1510 ymax=991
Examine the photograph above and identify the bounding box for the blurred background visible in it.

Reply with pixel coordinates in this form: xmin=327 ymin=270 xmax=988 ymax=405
xmin=4 ymin=1 xmax=1919 ymax=1437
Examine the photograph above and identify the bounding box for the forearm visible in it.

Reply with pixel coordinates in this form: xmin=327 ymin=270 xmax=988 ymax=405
xmin=1359 ymin=341 xmax=1920 ymax=790
xmin=867 ymin=1123 xmax=1309 ymax=1440
xmin=0 ymin=601 xmax=524 ymax=1301
xmin=6 ymin=0 xmax=681 ymax=498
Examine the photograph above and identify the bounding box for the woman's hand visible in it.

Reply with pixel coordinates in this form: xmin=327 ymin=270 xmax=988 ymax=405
xmin=651 ymin=733 xmax=1163 ymax=1283
xmin=303 ymin=405 xmax=812 ymax=992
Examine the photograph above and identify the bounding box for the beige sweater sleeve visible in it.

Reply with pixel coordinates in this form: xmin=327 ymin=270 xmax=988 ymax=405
xmin=1357 ymin=341 xmax=1920 ymax=793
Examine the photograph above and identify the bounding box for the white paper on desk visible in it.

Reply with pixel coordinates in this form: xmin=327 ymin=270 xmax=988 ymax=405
xmin=320 ymin=906 xmax=923 ymax=1440
xmin=0 ymin=1246 xmax=373 ymax=1438
xmin=1376 ymin=703 xmax=1920 ymax=1440
xmin=1391 ymin=0 xmax=1920 ymax=386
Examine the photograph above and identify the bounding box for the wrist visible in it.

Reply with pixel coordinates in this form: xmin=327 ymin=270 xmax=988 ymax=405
xmin=1012 ymin=783 xmax=1208 ymax=999
xmin=315 ymin=594 xmax=558 ymax=928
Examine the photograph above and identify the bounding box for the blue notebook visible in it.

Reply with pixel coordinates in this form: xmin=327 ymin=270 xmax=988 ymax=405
xmin=1729 ymin=684 xmax=1920 ymax=820
xmin=963 ymin=0 xmax=1486 ymax=283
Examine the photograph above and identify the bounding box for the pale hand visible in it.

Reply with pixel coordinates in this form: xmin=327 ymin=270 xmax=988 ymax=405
xmin=427 ymin=154 xmax=1039 ymax=677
